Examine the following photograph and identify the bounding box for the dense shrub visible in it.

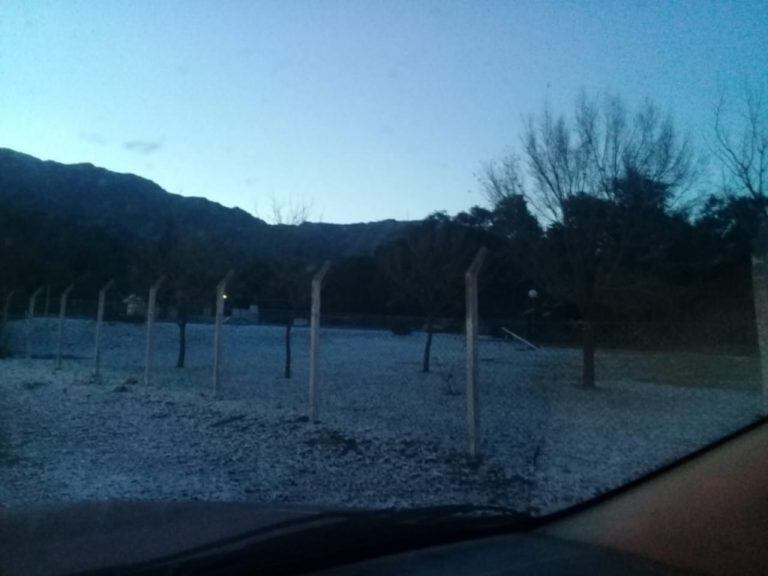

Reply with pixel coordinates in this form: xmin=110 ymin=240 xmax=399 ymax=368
xmin=390 ymin=319 xmax=413 ymax=336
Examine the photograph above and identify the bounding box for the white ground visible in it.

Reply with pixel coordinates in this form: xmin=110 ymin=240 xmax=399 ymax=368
xmin=0 ymin=318 xmax=762 ymax=515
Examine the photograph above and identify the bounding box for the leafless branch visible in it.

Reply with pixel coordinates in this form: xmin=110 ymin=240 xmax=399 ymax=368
xmin=714 ymin=86 xmax=767 ymax=209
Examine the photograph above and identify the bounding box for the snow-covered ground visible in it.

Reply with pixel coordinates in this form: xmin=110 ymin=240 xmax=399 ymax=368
xmin=0 ymin=318 xmax=762 ymax=514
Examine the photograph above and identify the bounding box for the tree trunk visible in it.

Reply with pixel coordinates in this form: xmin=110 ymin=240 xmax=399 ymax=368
xmin=422 ymin=316 xmax=434 ymax=373
xmin=0 ymin=292 xmax=11 ymax=356
xmin=176 ymin=319 xmax=187 ymax=368
xmin=581 ymin=319 xmax=596 ymax=388
xmin=174 ymin=294 xmax=189 ymax=369
xmin=284 ymin=318 xmax=293 ymax=379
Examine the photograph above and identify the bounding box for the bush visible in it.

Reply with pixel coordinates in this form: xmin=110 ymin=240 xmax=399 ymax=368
xmin=390 ymin=319 xmax=413 ymax=336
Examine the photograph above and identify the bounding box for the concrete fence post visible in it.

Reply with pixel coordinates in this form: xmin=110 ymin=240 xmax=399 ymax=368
xmin=55 ymin=284 xmax=75 ymax=370
xmin=751 ymin=224 xmax=768 ymax=416
xmin=93 ymin=279 xmax=115 ymax=379
xmin=465 ymin=247 xmax=487 ymax=459
xmin=144 ymin=275 xmax=166 ymax=386
xmin=213 ymin=270 xmax=235 ymax=397
xmin=309 ymin=261 xmax=331 ymax=422
xmin=26 ymin=286 xmax=45 ymax=359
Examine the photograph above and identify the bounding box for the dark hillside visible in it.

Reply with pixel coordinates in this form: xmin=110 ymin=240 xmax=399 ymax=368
xmin=0 ymin=148 xmax=413 ymax=268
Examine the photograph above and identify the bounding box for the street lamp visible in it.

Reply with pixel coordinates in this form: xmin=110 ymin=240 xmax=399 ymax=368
xmin=527 ymin=288 xmax=539 ymax=341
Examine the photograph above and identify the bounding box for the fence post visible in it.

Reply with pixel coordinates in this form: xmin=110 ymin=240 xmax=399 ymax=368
xmin=213 ymin=270 xmax=235 ymax=397
xmin=309 ymin=261 xmax=331 ymax=422
xmin=93 ymin=279 xmax=115 ymax=379
xmin=752 ymin=225 xmax=768 ymax=415
xmin=55 ymin=284 xmax=75 ymax=370
xmin=0 ymin=289 xmax=16 ymax=353
xmin=465 ymin=247 xmax=487 ymax=459
xmin=26 ymin=286 xmax=45 ymax=359
xmin=144 ymin=275 xmax=166 ymax=386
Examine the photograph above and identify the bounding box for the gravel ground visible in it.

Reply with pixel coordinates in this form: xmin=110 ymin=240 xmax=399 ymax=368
xmin=0 ymin=318 xmax=762 ymax=515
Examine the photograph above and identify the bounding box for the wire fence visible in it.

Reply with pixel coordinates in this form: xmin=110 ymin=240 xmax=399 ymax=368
xmin=1 ymin=278 xmax=765 ymax=468
xmin=0 ymin=295 xmax=763 ymax=524
xmin=2 ymin=295 xmax=759 ymax=351
xmin=1 ymin=265 xmax=766 ymax=515
xmin=2 ymin=306 xmax=762 ymax=389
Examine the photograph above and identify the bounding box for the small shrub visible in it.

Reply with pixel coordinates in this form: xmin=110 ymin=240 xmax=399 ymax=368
xmin=390 ymin=320 xmax=413 ymax=336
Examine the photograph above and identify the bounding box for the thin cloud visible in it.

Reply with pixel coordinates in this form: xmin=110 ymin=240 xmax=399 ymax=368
xmin=123 ymin=139 xmax=163 ymax=154
xmin=79 ymin=132 xmax=109 ymax=145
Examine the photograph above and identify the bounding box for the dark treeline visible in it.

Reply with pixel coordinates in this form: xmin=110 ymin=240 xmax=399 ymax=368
xmin=0 ymin=190 xmax=761 ymax=348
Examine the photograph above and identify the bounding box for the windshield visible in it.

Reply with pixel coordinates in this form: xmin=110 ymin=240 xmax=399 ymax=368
xmin=1 ymin=0 xmax=766 ymax=528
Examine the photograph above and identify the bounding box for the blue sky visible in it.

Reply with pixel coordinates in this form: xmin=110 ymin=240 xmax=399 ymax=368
xmin=0 ymin=1 xmax=765 ymax=223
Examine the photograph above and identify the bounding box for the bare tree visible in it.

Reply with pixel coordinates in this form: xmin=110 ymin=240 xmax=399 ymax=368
xmin=256 ymin=194 xmax=314 ymax=225
xmin=379 ymin=218 xmax=478 ymax=373
xmin=714 ymin=87 xmax=767 ymax=207
xmin=484 ymin=93 xmax=695 ymax=387
xmin=265 ymin=259 xmax=317 ymax=379
xmin=142 ymin=220 xmax=225 ymax=369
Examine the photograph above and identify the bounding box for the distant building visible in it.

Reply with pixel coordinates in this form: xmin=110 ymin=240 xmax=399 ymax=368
xmin=228 ymin=304 xmax=260 ymax=324
xmin=123 ymin=294 xmax=146 ymax=317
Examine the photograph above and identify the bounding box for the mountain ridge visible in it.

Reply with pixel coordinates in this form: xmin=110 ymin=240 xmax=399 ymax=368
xmin=0 ymin=147 xmax=414 ymax=263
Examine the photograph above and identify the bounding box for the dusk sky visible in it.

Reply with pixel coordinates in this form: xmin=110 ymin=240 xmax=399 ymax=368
xmin=0 ymin=1 xmax=766 ymax=223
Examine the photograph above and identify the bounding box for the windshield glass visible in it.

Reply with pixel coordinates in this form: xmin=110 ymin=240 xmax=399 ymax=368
xmin=1 ymin=0 xmax=766 ymax=523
